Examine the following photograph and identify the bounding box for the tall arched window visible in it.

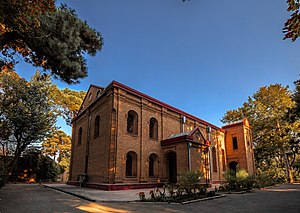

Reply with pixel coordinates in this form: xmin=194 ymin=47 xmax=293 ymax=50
xmin=94 ymin=115 xmax=100 ymax=138
xmin=149 ymin=117 xmax=158 ymax=140
xmin=78 ymin=127 xmax=82 ymax=146
xmin=126 ymin=151 xmax=137 ymax=177
xmin=212 ymin=147 xmax=217 ymax=173
xmin=149 ymin=153 xmax=158 ymax=177
xmin=127 ymin=110 xmax=138 ymax=135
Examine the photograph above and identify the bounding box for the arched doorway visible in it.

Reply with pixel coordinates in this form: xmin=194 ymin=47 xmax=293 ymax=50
xmin=229 ymin=161 xmax=238 ymax=175
xmin=126 ymin=151 xmax=137 ymax=177
xmin=166 ymin=152 xmax=177 ymax=183
xmin=149 ymin=153 xmax=158 ymax=177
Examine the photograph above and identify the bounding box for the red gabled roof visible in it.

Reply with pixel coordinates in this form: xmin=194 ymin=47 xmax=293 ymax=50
xmin=161 ymin=127 xmax=209 ymax=146
xmin=73 ymin=80 xmax=222 ymax=130
xmin=110 ymin=81 xmax=221 ymax=130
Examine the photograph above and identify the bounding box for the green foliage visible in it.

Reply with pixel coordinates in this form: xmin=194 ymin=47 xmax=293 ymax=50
xmin=148 ymin=188 xmax=166 ymax=201
xmin=222 ymin=84 xmax=300 ymax=182
xmin=292 ymin=78 xmax=300 ymax=120
xmin=222 ymin=169 xmax=254 ymax=191
xmin=0 ymin=70 xmax=56 ymax=178
xmin=51 ymin=87 xmax=86 ymax=125
xmin=137 ymin=192 xmax=146 ymax=201
xmin=23 ymin=151 xmax=61 ymax=181
xmin=25 ymin=5 xmax=103 ymax=83
xmin=42 ymin=130 xmax=71 ymax=171
xmin=284 ymin=0 xmax=300 ymax=41
xmin=254 ymin=167 xmax=286 ymax=188
xmin=0 ymin=1 xmax=103 ymax=84
xmin=137 ymin=171 xmax=210 ymax=202
xmin=177 ymin=170 xmax=204 ymax=195
xmin=143 ymin=170 xmax=210 ymax=202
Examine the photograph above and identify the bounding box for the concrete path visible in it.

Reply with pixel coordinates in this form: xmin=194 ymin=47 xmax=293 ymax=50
xmin=43 ymin=183 xmax=157 ymax=202
xmin=1 ymin=183 xmax=300 ymax=212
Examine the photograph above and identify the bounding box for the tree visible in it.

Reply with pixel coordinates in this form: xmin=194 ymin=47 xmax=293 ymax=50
xmin=0 ymin=1 xmax=103 ymax=84
xmin=293 ymin=78 xmax=300 ymax=117
xmin=23 ymin=150 xmax=61 ymax=181
xmin=283 ymin=0 xmax=300 ymax=41
xmin=222 ymin=84 xmax=300 ymax=183
xmin=51 ymin=87 xmax=86 ymax=125
xmin=42 ymin=130 xmax=71 ymax=170
xmin=0 ymin=70 xmax=56 ymax=179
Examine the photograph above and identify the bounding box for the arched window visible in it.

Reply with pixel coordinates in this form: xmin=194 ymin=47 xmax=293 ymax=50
xmin=126 ymin=151 xmax=137 ymax=177
xmin=149 ymin=154 xmax=158 ymax=177
xmin=78 ymin=127 xmax=82 ymax=146
xmin=232 ymin=136 xmax=238 ymax=149
xmin=149 ymin=117 xmax=158 ymax=140
xmin=127 ymin=110 xmax=138 ymax=135
xmin=94 ymin=115 xmax=100 ymax=138
xmin=96 ymin=90 xmax=101 ymax=98
xmin=222 ymin=149 xmax=226 ymax=171
xmin=212 ymin=147 xmax=217 ymax=173
xmin=229 ymin=161 xmax=238 ymax=175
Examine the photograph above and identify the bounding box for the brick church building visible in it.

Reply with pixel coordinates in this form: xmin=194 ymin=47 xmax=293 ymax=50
xmin=68 ymin=81 xmax=255 ymax=190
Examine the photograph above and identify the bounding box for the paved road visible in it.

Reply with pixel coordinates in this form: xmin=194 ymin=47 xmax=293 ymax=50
xmin=1 ymin=183 xmax=300 ymax=213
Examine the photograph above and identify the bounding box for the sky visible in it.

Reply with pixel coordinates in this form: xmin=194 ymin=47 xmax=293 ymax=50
xmin=16 ymin=0 xmax=300 ymax=135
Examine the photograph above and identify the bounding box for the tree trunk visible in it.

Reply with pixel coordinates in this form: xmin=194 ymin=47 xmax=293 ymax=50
xmin=280 ymin=147 xmax=293 ymax=183
xmin=7 ymin=154 xmax=19 ymax=182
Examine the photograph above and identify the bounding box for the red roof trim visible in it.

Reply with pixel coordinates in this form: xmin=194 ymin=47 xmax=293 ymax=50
xmin=161 ymin=137 xmax=209 ymax=147
xmin=111 ymin=81 xmax=221 ymax=130
xmin=222 ymin=122 xmax=243 ymax=129
xmin=73 ymin=80 xmax=223 ymax=130
xmin=161 ymin=135 xmax=193 ymax=145
xmin=222 ymin=118 xmax=249 ymax=129
xmin=161 ymin=127 xmax=211 ymax=146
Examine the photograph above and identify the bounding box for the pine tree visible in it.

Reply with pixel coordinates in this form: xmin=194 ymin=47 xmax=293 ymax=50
xmin=0 ymin=1 xmax=103 ymax=84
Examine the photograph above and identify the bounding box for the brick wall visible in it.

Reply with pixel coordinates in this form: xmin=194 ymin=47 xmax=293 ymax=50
xmin=69 ymin=82 xmax=253 ymax=185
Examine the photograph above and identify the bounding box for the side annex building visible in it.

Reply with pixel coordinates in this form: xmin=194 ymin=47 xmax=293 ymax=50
xmin=68 ymin=81 xmax=255 ymax=190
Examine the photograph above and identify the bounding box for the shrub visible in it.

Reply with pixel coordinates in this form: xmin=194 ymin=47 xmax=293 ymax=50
xmin=177 ymin=170 xmax=204 ymax=195
xmin=254 ymin=167 xmax=286 ymax=188
xmin=139 ymin=170 xmax=211 ymax=202
xmin=222 ymin=169 xmax=254 ymax=191
xmin=165 ymin=183 xmax=177 ymax=197
xmin=137 ymin=192 xmax=145 ymax=200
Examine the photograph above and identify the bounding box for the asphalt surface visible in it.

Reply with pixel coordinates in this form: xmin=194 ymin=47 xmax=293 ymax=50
xmin=0 ymin=183 xmax=300 ymax=213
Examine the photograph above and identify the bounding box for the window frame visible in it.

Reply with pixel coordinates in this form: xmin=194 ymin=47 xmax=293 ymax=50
xmin=127 ymin=110 xmax=138 ymax=135
xmin=149 ymin=117 xmax=158 ymax=140
xmin=232 ymin=136 xmax=238 ymax=150
xmin=212 ymin=147 xmax=217 ymax=173
xmin=78 ymin=127 xmax=82 ymax=146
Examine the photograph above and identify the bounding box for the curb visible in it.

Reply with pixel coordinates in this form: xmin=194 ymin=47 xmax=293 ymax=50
xmin=129 ymin=194 xmax=226 ymax=205
xmin=43 ymin=185 xmax=96 ymax=202
xmin=225 ymin=189 xmax=254 ymax=194
xmin=180 ymin=194 xmax=226 ymax=205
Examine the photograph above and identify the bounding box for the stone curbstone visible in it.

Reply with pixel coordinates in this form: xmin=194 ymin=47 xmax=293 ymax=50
xmin=43 ymin=184 xmax=96 ymax=202
xmin=180 ymin=194 xmax=226 ymax=205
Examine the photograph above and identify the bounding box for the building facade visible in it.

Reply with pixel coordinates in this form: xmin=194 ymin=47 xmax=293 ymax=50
xmin=68 ymin=81 xmax=255 ymax=189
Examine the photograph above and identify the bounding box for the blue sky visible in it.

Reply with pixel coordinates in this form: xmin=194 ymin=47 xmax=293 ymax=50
xmin=16 ymin=0 xmax=300 ymax=135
